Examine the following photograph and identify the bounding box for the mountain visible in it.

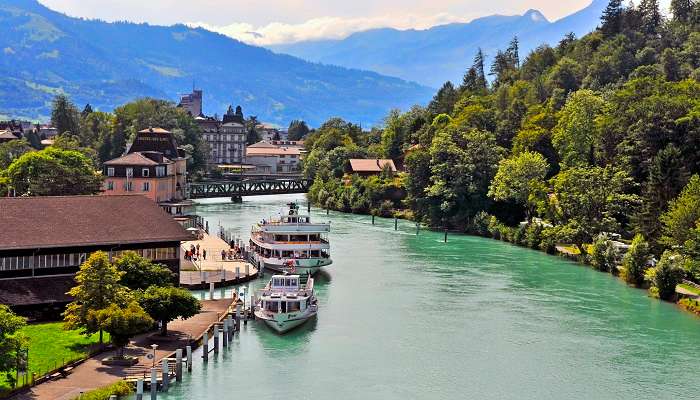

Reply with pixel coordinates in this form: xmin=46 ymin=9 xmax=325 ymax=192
xmin=270 ymin=1 xmax=608 ymax=87
xmin=0 ymin=0 xmax=433 ymax=126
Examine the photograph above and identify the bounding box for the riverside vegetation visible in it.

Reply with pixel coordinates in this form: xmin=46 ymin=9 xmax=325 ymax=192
xmin=305 ymin=0 xmax=700 ymax=305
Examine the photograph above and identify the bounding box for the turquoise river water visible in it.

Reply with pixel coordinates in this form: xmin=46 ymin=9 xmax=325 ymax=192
xmin=161 ymin=194 xmax=700 ymax=400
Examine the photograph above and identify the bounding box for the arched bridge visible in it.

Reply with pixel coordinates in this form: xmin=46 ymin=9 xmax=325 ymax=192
xmin=187 ymin=178 xmax=312 ymax=199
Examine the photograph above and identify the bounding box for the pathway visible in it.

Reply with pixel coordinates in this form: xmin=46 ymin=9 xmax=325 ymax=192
xmin=11 ymin=298 xmax=234 ymax=400
xmin=180 ymin=231 xmax=257 ymax=288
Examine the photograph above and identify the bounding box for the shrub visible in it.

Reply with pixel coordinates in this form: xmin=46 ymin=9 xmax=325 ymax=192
xmin=471 ymin=211 xmax=492 ymax=236
xmin=73 ymin=380 xmax=132 ymax=400
xmin=377 ymin=200 xmax=394 ymax=218
xmin=513 ymin=224 xmax=528 ymax=246
xmin=620 ymin=234 xmax=651 ymax=286
xmin=589 ymin=235 xmax=618 ymax=273
xmin=679 ymin=298 xmax=700 ymax=316
xmin=539 ymin=227 xmax=558 ymax=254
xmin=645 ymin=251 xmax=685 ymax=300
xmin=488 ymin=216 xmax=501 ymax=239
xmin=524 ymin=223 xmax=543 ymax=249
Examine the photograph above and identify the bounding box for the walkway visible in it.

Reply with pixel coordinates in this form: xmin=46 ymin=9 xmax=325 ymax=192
xmin=180 ymin=232 xmax=257 ymax=289
xmin=11 ymin=298 xmax=234 ymax=400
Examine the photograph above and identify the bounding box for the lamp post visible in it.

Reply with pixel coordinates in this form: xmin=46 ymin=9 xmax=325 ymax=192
xmin=151 ymin=344 xmax=158 ymax=368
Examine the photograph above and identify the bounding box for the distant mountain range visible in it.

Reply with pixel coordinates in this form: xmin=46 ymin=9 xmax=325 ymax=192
xmin=270 ymin=0 xmax=608 ymax=87
xmin=0 ymin=0 xmax=433 ymax=126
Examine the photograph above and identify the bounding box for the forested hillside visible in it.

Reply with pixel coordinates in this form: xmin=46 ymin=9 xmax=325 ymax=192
xmin=304 ymin=0 xmax=700 ymax=298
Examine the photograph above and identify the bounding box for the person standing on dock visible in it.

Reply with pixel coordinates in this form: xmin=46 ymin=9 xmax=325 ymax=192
xmin=203 ymin=249 xmax=207 ymax=260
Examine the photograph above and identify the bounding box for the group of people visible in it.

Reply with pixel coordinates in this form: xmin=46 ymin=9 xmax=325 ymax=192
xmin=184 ymin=244 xmax=206 ymax=262
xmin=221 ymin=246 xmax=242 ymax=261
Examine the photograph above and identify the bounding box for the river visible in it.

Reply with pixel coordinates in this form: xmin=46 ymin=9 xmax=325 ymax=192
xmin=162 ymin=194 xmax=700 ymax=400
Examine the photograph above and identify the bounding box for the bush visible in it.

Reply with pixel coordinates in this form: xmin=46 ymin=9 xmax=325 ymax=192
xmin=524 ymin=223 xmax=543 ymax=249
xmin=471 ymin=211 xmax=492 ymax=236
xmin=589 ymin=235 xmax=618 ymax=273
xmin=488 ymin=216 xmax=501 ymax=239
xmin=377 ymin=200 xmax=394 ymax=218
xmin=620 ymin=234 xmax=651 ymax=286
xmin=645 ymin=251 xmax=685 ymax=300
xmin=539 ymin=227 xmax=558 ymax=254
xmin=679 ymin=298 xmax=700 ymax=316
xmin=73 ymin=380 xmax=132 ymax=400
xmin=513 ymin=224 xmax=528 ymax=246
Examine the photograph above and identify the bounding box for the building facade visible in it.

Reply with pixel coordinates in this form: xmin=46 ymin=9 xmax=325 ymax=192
xmin=0 ymin=195 xmax=191 ymax=317
xmin=246 ymin=141 xmax=303 ymax=174
xmin=178 ymin=89 xmax=203 ymax=117
xmin=195 ymin=106 xmax=247 ymax=168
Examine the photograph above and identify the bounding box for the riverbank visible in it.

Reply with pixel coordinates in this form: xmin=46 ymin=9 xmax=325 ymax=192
xmin=9 ymin=298 xmax=235 ymax=400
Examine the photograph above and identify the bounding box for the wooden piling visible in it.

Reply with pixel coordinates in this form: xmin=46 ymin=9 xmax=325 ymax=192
xmin=161 ymin=359 xmax=169 ymax=392
xmin=213 ymin=326 xmax=220 ymax=355
xmin=209 ymin=282 xmax=215 ymax=300
xmin=175 ymin=349 xmax=183 ymax=382
xmin=394 ymin=217 xmax=398 ymax=230
xmin=227 ymin=315 xmax=234 ymax=341
xmin=372 ymin=214 xmax=375 ymax=225
xmin=186 ymin=346 xmax=192 ymax=372
xmin=444 ymin=229 xmax=448 ymax=243
xmin=136 ymin=378 xmax=144 ymax=400
xmin=202 ymin=332 xmax=209 ymax=363
xmin=223 ymin=320 xmax=229 ymax=348
xmin=150 ymin=368 xmax=158 ymax=400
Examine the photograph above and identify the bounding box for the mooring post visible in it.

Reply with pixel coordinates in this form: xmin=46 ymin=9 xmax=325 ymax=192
xmin=444 ymin=229 xmax=448 ymax=243
xmin=202 ymin=332 xmax=209 ymax=363
xmin=372 ymin=214 xmax=375 ymax=225
xmin=136 ymin=378 xmax=144 ymax=400
xmin=150 ymin=368 xmax=158 ymax=400
xmin=222 ymin=320 xmax=229 ymax=348
xmin=175 ymin=349 xmax=182 ymax=382
xmin=394 ymin=217 xmax=398 ymax=230
xmin=161 ymin=359 xmax=169 ymax=392
xmin=209 ymin=282 xmax=215 ymax=300
xmin=213 ymin=325 xmax=219 ymax=356
xmin=326 ymin=208 xmax=329 ymax=215
xmin=307 ymin=201 xmax=311 ymax=213
xmin=416 ymin=222 xmax=420 ymax=235
xmin=186 ymin=346 xmax=192 ymax=372
xmin=236 ymin=266 xmax=240 ymax=280
xmin=245 ymin=263 xmax=250 ymax=277
xmin=134 ymin=378 xmax=144 ymax=400
xmin=228 ymin=315 xmax=234 ymax=340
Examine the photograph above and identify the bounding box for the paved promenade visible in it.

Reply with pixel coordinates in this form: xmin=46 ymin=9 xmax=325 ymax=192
xmin=180 ymin=231 xmax=257 ymax=288
xmin=12 ymin=298 xmax=234 ymax=400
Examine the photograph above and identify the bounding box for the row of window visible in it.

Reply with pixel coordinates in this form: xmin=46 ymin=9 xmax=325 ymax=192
xmin=106 ymin=167 xmax=168 ymax=178
xmin=204 ymin=135 xmax=245 ymax=142
xmin=0 ymin=247 xmax=178 ymax=272
xmin=105 ymin=181 xmax=151 ymax=192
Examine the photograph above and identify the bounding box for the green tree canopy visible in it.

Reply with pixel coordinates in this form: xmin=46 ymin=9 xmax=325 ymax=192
xmin=645 ymin=251 xmax=685 ymax=300
xmin=113 ymin=251 xmax=175 ymax=290
xmin=4 ymin=147 xmax=102 ymax=196
xmin=660 ymin=175 xmax=700 ymax=248
xmin=89 ymin=302 xmax=153 ymax=359
xmin=0 ymin=305 xmax=26 ymax=378
xmin=552 ymin=90 xmax=605 ymax=169
xmin=488 ymin=151 xmax=549 ymax=217
xmin=287 ymin=120 xmax=310 ymax=141
xmin=51 ymin=94 xmax=80 ymax=136
xmin=621 ymin=234 xmax=652 ymax=286
xmin=139 ymin=286 xmax=201 ymax=336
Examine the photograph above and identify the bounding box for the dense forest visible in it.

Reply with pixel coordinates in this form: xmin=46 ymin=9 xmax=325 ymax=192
xmin=305 ymin=0 xmax=700 ymax=301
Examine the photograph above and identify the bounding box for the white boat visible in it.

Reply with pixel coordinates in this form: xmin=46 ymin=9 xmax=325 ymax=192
xmin=249 ymin=202 xmax=331 ymax=275
xmin=254 ymin=274 xmax=318 ymax=333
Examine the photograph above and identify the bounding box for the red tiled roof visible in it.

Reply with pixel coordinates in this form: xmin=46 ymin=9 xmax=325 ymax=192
xmin=0 ymin=195 xmax=191 ymax=250
xmin=349 ymin=159 xmax=397 ymax=173
xmin=104 ymin=152 xmax=172 ymax=166
xmin=138 ymin=127 xmax=171 ymax=134
xmin=246 ymin=147 xmax=302 ymax=156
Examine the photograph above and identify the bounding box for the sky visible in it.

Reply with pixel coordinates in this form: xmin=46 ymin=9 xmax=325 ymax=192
xmin=40 ymin=0 xmax=673 ymax=46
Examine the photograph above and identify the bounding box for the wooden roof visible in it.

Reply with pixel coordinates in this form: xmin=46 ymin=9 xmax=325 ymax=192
xmin=0 ymin=195 xmax=191 ymax=251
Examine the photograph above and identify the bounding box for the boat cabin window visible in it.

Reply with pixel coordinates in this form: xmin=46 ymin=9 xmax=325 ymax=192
xmin=271 ymin=276 xmax=299 ymax=289
xmin=264 ymin=301 xmax=279 ymax=312
xmin=288 ymin=301 xmax=301 ymax=312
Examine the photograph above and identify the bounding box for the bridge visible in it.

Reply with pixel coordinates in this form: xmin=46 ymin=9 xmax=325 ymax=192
xmin=187 ymin=178 xmax=312 ymax=200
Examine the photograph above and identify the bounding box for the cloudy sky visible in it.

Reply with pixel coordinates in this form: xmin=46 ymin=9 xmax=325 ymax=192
xmin=40 ymin=0 xmax=672 ymax=45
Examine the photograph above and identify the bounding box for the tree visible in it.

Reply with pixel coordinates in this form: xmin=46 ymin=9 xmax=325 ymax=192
xmin=546 ymin=57 xmax=581 ymax=93
xmin=461 ymin=49 xmax=487 ymax=93
xmin=64 ymin=252 xmax=129 ymax=343
xmin=660 ymin=175 xmax=700 ymax=248
xmin=488 ymin=151 xmax=549 ymax=218
xmin=90 ymin=302 xmax=153 ymax=359
xmin=139 ymin=286 xmax=201 ymax=336
xmin=427 ymin=82 xmax=458 ymax=117
xmin=287 ymin=120 xmax=310 ymax=141
xmin=381 ymin=110 xmax=405 ymax=160
xmin=549 ymin=167 xmax=639 ymax=254
xmin=51 ymin=95 xmax=80 ymax=136
xmin=4 ymin=147 xmax=102 ymax=196
xmin=671 ymin=0 xmax=693 ymax=22
xmin=552 ymin=90 xmax=605 ymax=169
xmin=601 ymin=0 xmax=624 ymax=36
xmin=639 ymin=0 xmax=662 ymax=34
xmin=645 ymin=251 xmax=685 ymax=300
xmin=0 ymin=139 xmax=32 ymax=170
xmin=590 ymin=234 xmax=619 ymax=272
xmin=661 ymin=48 xmax=682 ymax=81
xmin=0 ymin=305 xmax=26 ymax=382
xmin=621 ymin=234 xmax=651 ymax=286
xmin=113 ymin=251 xmax=175 ymax=290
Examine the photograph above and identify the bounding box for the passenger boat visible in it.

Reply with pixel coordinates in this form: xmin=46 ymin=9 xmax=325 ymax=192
xmin=254 ymin=274 xmax=318 ymax=333
xmin=249 ymin=202 xmax=331 ymax=275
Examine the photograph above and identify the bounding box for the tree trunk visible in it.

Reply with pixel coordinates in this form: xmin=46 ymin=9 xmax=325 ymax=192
xmin=99 ymin=329 xmax=103 ymax=345
xmin=160 ymin=321 xmax=168 ymax=336
xmin=115 ymin=345 xmax=124 ymax=359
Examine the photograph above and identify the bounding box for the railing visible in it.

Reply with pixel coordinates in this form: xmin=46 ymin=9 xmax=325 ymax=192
xmin=187 ymin=178 xmax=311 ymax=199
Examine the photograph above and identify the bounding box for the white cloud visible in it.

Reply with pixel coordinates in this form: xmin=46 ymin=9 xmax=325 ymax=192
xmin=190 ymin=13 xmax=477 ymax=46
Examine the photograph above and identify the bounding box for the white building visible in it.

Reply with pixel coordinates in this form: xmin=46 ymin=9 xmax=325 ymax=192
xmin=195 ymin=106 xmax=247 ymax=168
xmin=246 ymin=141 xmax=303 ymax=174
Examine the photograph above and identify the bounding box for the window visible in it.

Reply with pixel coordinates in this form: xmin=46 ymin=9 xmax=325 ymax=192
xmin=124 ymin=182 xmax=133 ymax=191
xmin=107 ymin=167 xmax=115 ymax=177
xmin=106 ymin=181 xmax=114 ymax=190
xmin=126 ymin=168 xmax=133 ymax=178
xmin=156 ymin=166 xmax=166 ymax=177
xmin=142 ymin=168 xmax=150 ymax=177
xmin=143 ymin=182 xmax=150 ymax=191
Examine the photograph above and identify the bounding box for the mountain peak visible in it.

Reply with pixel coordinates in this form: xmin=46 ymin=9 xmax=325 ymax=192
xmin=523 ymin=9 xmax=548 ymax=23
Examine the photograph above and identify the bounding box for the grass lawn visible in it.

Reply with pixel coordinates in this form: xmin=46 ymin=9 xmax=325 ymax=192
xmin=679 ymin=283 xmax=700 ymax=296
xmin=0 ymin=322 xmax=105 ymax=393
